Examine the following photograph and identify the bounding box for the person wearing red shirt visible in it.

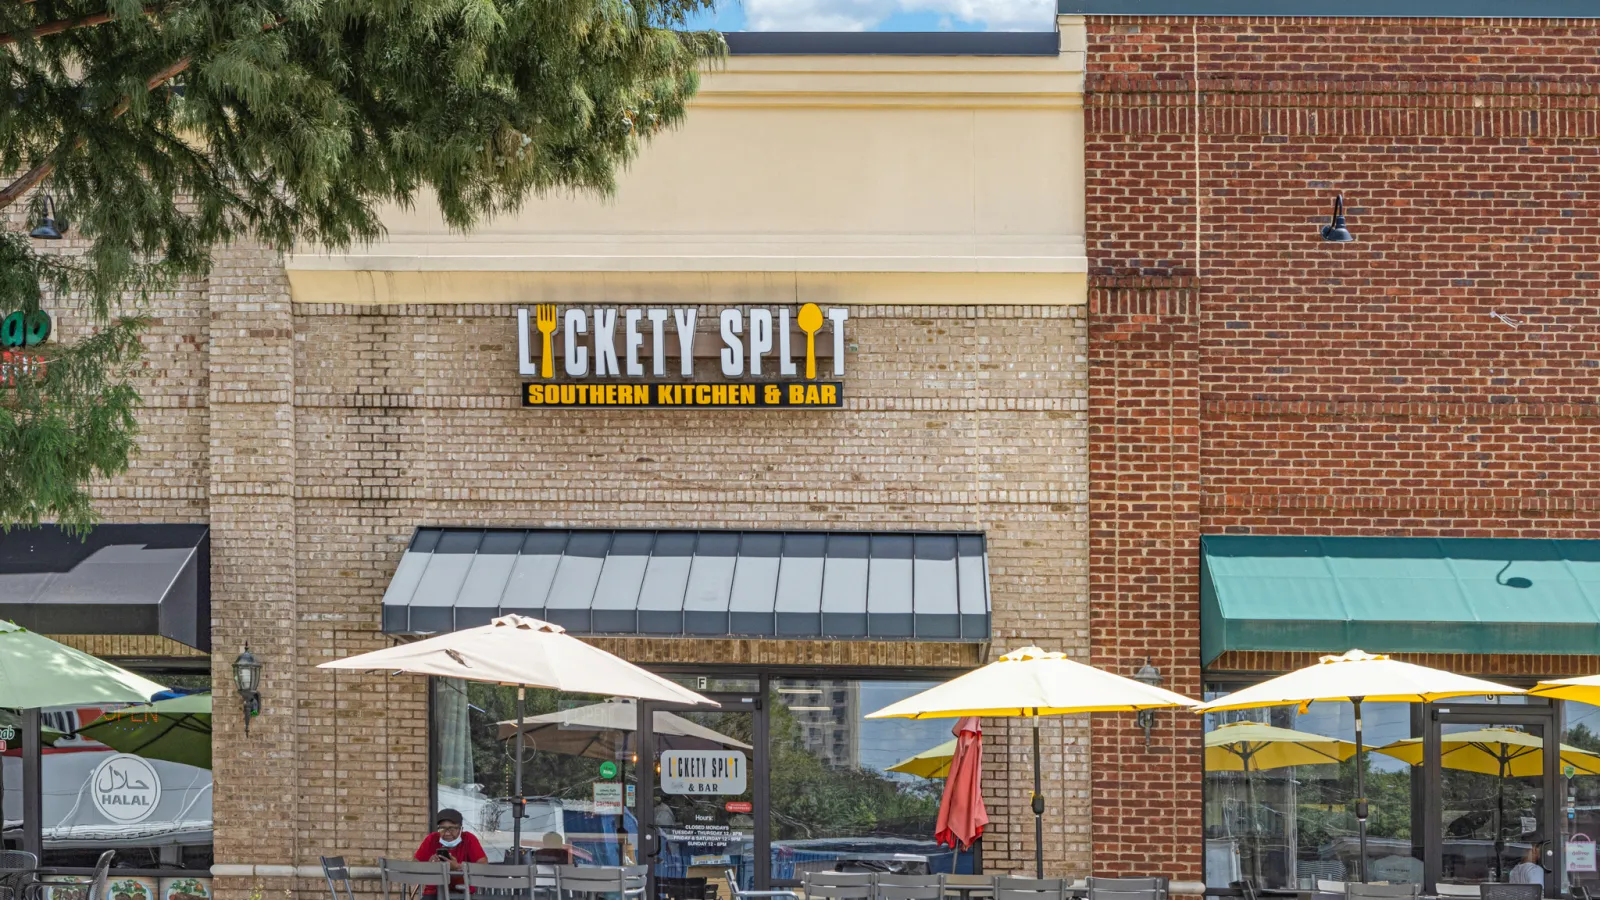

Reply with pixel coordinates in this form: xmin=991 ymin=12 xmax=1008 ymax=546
xmin=414 ymin=808 xmax=489 ymax=895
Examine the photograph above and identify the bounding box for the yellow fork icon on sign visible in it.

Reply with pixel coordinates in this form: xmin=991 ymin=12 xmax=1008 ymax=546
xmin=534 ymin=304 xmax=558 ymax=378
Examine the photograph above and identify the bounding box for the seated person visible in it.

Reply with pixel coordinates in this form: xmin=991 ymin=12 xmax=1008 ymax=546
xmin=414 ymin=808 xmax=488 ymax=894
xmin=1510 ymin=845 xmax=1547 ymax=885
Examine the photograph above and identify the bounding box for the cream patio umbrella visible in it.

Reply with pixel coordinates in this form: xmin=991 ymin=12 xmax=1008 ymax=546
xmin=1529 ymin=674 xmax=1600 ymax=705
xmin=496 ymin=698 xmax=751 ymax=758
xmin=1206 ymin=721 xmax=1357 ymax=883
xmin=866 ymin=646 xmax=1201 ymax=876
xmin=320 ymin=614 xmax=715 ymax=854
xmin=1193 ymin=649 xmax=1524 ymax=881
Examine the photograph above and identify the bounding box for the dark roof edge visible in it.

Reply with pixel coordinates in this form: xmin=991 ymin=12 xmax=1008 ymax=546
xmin=1060 ymin=0 xmax=1600 ymax=16
xmin=723 ymin=31 xmax=1060 ymax=56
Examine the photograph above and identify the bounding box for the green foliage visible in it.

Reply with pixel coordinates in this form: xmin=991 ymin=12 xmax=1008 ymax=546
xmin=0 ymin=234 xmax=143 ymax=532
xmin=0 ymin=0 xmax=723 ymax=529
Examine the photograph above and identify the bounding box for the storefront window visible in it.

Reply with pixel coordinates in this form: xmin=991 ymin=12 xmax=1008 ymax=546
xmin=767 ymin=678 xmax=971 ymax=883
xmin=433 ymin=680 xmax=636 ymax=865
xmin=1203 ymin=686 xmax=1418 ymax=889
xmin=1562 ymin=701 xmax=1600 ymax=896
xmin=20 ymin=668 xmax=213 ymax=881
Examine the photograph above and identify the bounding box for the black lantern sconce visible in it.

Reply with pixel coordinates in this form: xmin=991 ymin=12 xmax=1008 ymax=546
xmin=232 ymin=646 xmax=262 ymax=733
xmin=1321 ymin=194 xmax=1355 ymax=243
xmin=1133 ymin=658 xmax=1163 ymax=747
xmin=29 ymin=196 xmax=67 ymax=241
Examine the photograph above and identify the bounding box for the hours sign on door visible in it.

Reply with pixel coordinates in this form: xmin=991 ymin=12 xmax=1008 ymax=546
xmin=660 ymin=750 xmax=747 ymax=795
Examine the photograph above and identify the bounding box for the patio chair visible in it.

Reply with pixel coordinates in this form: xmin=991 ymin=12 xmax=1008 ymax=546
xmin=1086 ymin=877 xmax=1167 ymax=900
xmin=874 ymin=875 xmax=946 ymax=900
xmin=1344 ymin=884 xmax=1418 ymax=900
xmin=382 ymin=858 xmax=453 ymax=900
xmin=723 ymin=868 xmax=799 ymax=900
xmin=24 ymin=850 xmax=112 ymax=900
xmin=0 ymin=850 xmax=40 ymax=900
xmin=994 ymin=877 xmax=1067 ymax=900
xmin=556 ymin=865 xmax=647 ymax=900
xmin=803 ymin=872 xmax=874 ymax=900
xmin=1433 ymin=886 xmax=1481 ymax=898
xmin=1479 ymin=886 xmax=1541 ymax=900
xmin=464 ymin=862 xmax=539 ymax=899
xmin=322 ymin=857 xmax=356 ymax=900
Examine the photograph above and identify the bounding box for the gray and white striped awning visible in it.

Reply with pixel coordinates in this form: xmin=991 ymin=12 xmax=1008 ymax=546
xmin=381 ymin=528 xmax=990 ymax=641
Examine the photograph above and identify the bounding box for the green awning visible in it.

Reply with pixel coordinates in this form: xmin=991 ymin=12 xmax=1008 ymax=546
xmin=1201 ymin=536 xmax=1600 ymax=666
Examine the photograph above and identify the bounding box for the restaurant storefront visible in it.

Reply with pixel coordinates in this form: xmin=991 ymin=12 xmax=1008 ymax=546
xmin=1199 ymin=538 xmax=1600 ymax=897
xmin=0 ymin=21 xmax=1092 ymax=899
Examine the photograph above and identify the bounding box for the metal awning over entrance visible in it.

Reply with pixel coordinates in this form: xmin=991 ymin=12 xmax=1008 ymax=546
xmin=0 ymin=524 xmax=211 ymax=652
xmin=1201 ymin=534 xmax=1600 ymax=666
xmin=382 ymin=527 xmax=990 ymax=640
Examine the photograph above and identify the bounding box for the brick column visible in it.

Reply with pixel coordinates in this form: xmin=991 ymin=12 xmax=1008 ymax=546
xmin=1087 ymin=278 xmax=1201 ymax=879
xmin=207 ymin=243 xmax=298 ymax=894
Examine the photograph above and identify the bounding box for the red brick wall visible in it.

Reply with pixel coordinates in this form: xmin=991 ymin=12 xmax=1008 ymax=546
xmin=1085 ymin=16 xmax=1600 ymax=880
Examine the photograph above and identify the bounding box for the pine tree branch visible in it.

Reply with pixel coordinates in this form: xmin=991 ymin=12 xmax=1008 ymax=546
xmin=0 ymin=17 xmax=282 ymax=212
xmin=0 ymin=8 xmax=156 ymax=47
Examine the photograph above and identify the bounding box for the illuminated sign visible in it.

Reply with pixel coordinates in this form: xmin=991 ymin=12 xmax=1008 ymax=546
xmin=518 ymin=304 xmax=845 ymax=408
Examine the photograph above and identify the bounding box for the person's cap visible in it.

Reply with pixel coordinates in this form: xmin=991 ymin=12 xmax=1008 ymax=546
xmin=436 ymin=809 xmax=464 ymax=826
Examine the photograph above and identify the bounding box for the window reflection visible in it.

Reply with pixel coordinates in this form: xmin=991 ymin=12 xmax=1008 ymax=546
xmin=1563 ymin=701 xmax=1600 ymax=897
xmin=768 ymin=679 xmax=973 ymax=883
xmin=434 ymin=680 xmax=637 ymax=865
xmin=1203 ymin=687 xmax=1419 ymax=889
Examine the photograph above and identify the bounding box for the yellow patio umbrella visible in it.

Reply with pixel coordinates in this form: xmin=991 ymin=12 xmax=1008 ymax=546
xmin=867 ymin=646 xmax=1200 ymax=876
xmin=1205 ymin=721 xmax=1356 ymax=772
xmin=1529 ymin=674 xmax=1600 ymax=705
xmin=1375 ymin=728 xmax=1600 ymax=882
xmin=1193 ymin=649 xmax=1523 ymax=881
xmin=888 ymin=738 xmax=957 ymax=779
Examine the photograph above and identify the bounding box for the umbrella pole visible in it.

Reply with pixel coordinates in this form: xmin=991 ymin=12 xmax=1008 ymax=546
xmin=1032 ymin=712 xmax=1044 ymax=879
xmin=514 ymin=686 xmax=526 ymax=861
xmin=1495 ymin=756 xmax=1506 ymax=883
xmin=1354 ymin=697 xmax=1367 ymax=883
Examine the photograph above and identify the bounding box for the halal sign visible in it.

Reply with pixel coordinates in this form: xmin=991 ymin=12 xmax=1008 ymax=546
xmin=90 ymin=754 xmax=160 ymax=824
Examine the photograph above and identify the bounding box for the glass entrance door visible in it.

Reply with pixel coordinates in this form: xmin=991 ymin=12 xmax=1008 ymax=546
xmin=1430 ymin=710 xmax=1558 ymax=893
xmin=640 ymin=695 xmax=764 ymax=900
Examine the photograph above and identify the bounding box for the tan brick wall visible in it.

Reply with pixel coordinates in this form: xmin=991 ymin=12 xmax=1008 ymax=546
xmin=83 ymin=272 xmax=1091 ymax=884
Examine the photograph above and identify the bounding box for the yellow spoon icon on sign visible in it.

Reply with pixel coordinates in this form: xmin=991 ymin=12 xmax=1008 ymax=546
xmin=797 ymin=303 xmax=824 ymax=380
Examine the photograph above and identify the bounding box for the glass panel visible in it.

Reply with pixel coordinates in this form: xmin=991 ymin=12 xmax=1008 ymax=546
xmin=432 ymin=680 xmax=636 ymax=866
xmin=1202 ymin=687 xmax=1419 ymax=890
xmin=650 ymin=709 xmax=756 ymax=900
xmin=1562 ymin=701 xmax=1600 ymax=897
xmin=36 ymin=670 xmax=213 ymax=873
xmin=767 ymin=679 xmax=973 ymax=884
xmin=1437 ymin=721 xmax=1548 ymax=888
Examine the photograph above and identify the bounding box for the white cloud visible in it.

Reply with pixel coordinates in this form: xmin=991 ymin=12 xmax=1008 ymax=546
xmin=742 ymin=0 xmax=1053 ymax=32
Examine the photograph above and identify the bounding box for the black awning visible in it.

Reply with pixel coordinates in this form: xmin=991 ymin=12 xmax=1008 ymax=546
xmin=381 ymin=527 xmax=990 ymax=641
xmin=0 ymin=525 xmax=210 ymax=652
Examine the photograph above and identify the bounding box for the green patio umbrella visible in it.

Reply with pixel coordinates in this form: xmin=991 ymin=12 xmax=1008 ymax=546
xmin=0 ymin=622 xmax=165 ymax=708
xmin=77 ymin=693 xmax=212 ymax=769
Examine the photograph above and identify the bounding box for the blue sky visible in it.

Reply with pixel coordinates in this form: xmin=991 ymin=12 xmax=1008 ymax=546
xmin=683 ymin=0 xmax=1056 ymax=31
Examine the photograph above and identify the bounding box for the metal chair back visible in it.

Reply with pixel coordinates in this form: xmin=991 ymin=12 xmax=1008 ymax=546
xmin=802 ymin=872 xmax=874 ymax=900
xmin=1086 ymin=877 xmax=1167 ymax=900
xmin=1479 ymin=886 xmax=1541 ymax=900
xmin=723 ymin=868 xmax=800 ymax=900
xmin=557 ymin=866 xmax=648 ymax=900
xmin=1432 ymin=886 xmax=1480 ymax=898
xmin=84 ymin=851 xmax=115 ymax=900
xmin=465 ymin=862 xmax=536 ymax=896
xmin=873 ymin=875 xmax=945 ymax=900
xmin=322 ymin=857 xmax=356 ymax=900
xmin=994 ymin=877 xmax=1066 ymax=900
xmin=382 ymin=858 xmax=453 ymax=900
xmin=0 ymin=851 xmax=39 ymax=900
xmin=1345 ymin=885 xmax=1419 ymax=900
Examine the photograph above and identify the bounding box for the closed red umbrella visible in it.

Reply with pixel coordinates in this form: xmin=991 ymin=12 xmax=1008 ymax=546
xmin=934 ymin=716 xmax=989 ymax=850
